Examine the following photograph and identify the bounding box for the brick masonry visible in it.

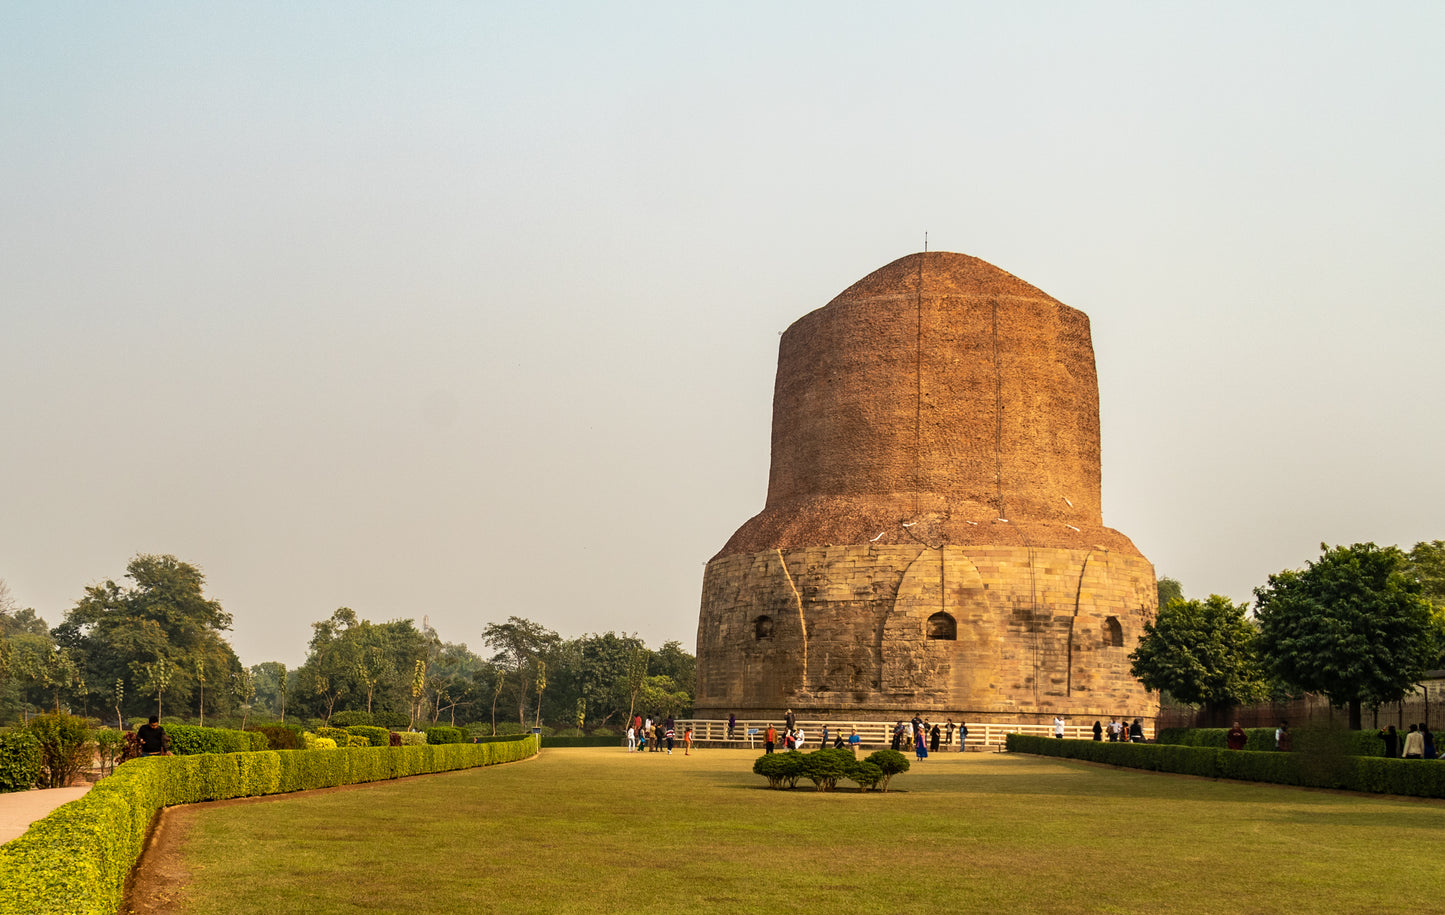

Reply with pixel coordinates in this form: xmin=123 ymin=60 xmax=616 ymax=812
xmin=695 ymin=252 xmax=1159 ymax=727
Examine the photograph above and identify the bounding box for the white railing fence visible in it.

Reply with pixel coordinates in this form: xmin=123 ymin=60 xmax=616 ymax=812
xmin=675 ymin=719 xmax=1153 ymax=750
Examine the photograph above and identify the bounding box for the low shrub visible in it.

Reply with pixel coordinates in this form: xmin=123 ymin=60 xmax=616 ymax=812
xmin=373 ymin=711 xmax=410 ymax=729
xmin=315 ymin=727 xmax=351 ymax=745
xmin=0 ymin=730 xmax=43 ymax=793
xmin=425 ymin=726 xmax=466 ymax=745
xmin=846 ymin=760 xmax=884 ymax=791
xmin=866 ymin=749 xmax=911 ymax=792
xmin=550 ymin=727 xmax=586 ymax=737
xmin=247 ymin=725 xmax=302 ymax=751
xmin=801 ymin=748 xmax=855 ymax=791
xmin=345 ymin=726 xmax=391 ymax=748
xmin=95 ymin=728 xmax=125 ymax=776
xmin=328 ymin=711 xmax=374 ymax=728
xmin=753 ymin=750 xmax=806 ymax=789
xmin=397 ymin=731 xmax=426 ymax=746
xmin=0 ymin=735 xmax=540 ymax=915
xmin=26 ymin=714 xmax=93 ymax=789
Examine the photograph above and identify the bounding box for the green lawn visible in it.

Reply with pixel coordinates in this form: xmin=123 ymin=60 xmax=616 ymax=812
xmin=148 ymin=747 xmax=1445 ymax=914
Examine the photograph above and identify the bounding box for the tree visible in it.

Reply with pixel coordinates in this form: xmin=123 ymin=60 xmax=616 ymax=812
xmin=231 ymin=668 xmax=256 ymax=730
xmin=1129 ymin=595 xmax=1270 ymax=716
xmin=1255 ymin=542 xmax=1441 ymax=729
xmin=482 ymin=617 xmax=560 ymax=725
xmin=1157 ymin=576 xmax=1184 ymax=609
xmin=57 ymin=555 xmax=242 ymax=721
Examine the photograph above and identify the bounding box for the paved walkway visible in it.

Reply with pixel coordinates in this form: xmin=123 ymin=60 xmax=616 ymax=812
xmin=0 ymin=785 xmax=91 ymax=845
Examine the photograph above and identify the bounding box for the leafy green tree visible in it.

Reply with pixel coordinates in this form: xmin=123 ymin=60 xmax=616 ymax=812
xmin=636 ymin=674 xmax=690 ymax=719
xmin=1157 ymin=576 xmax=1184 ymax=609
xmin=482 ymin=616 xmax=560 ymax=725
xmin=56 ymin=555 xmax=242 ymax=721
xmin=1255 ymin=542 xmax=1441 ymax=729
xmin=1129 ymin=595 xmax=1270 ymax=715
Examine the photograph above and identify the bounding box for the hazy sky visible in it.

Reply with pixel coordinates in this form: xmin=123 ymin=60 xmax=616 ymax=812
xmin=3 ymin=4 xmax=1443 ymax=668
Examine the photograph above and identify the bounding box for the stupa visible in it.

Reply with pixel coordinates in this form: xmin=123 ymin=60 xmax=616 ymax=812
xmin=693 ymin=252 xmax=1158 ymax=725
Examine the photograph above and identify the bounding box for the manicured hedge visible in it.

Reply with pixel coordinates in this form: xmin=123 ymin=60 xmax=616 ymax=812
xmin=541 ymin=735 xmax=624 ymax=748
xmin=246 ymin=724 xmax=303 ymax=751
xmin=0 ymin=735 xmax=539 ymax=915
xmin=167 ymin=725 xmax=268 ymax=755
xmin=424 ymin=726 xmax=467 ymax=745
xmin=345 ymin=726 xmax=391 ymax=747
xmin=1006 ymin=734 xmax=1445 ymax=798
xmin=1155 ymin=727 xmax=1386 ymax=756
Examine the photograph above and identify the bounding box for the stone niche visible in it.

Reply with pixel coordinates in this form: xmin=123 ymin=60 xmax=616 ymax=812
xmin=694 ymin=252 xmax=1158 ymax=726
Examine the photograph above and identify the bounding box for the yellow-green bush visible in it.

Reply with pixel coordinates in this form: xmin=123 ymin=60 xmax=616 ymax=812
xmin=0 ymin=735 xmax=538 ymax=915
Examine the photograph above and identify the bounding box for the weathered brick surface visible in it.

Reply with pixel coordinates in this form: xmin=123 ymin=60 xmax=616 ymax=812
xmin=696 ymin=252 xmax=1158 ymax=726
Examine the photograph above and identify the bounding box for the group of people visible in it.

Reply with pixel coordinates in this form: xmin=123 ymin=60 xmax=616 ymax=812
xmin=1380 ymin=723 xmax=1439 ymax=759
xmin=626 ymin=715 xmax=692 ymax=756
xmin=1085 ymin=717 xmax=1144 ymax=742
xmin=888 ymin=715 xmax=968 ymax=761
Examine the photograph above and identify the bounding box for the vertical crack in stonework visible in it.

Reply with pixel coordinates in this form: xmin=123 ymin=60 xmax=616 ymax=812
xmin=1067 ymin=550 xmax=1095 ymax=696
xmin=776 ymin=549 xmax=807 ymax=692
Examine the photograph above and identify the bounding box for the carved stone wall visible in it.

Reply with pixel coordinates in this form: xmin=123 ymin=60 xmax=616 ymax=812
xmin=695 ymin=252 xmax=1157 ymax=725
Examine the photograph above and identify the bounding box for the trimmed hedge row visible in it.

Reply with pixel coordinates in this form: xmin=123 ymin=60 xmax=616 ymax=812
xmin=1006 ymin=735 xmax=1445 ymax=798
xmin=0 ymin=735 xmax=539 ymax=915
xmin=167 ymin=725 xmax=267 ymax=756
xmin=1155 ymin=727 xmax=1387 ymax=756
xmin=542 ymin=735 xmax=624 ymax=748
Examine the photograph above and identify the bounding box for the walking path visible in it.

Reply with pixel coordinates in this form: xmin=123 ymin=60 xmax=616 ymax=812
xmin=0 ymin=785 xmax=91 ymax=845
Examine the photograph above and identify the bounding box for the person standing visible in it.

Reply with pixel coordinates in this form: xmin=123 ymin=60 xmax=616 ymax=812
xmin=785 ymin=708 xmax=796 ymax=731
xmin=665 ymin=723 xmax=676 ymax=755
xmin=821 ymin=724 xmax=830 ymax=748
xmin=727 ymin=713 xmax=736 ymax=740
xmin=944 ymin=718 xmax=955 ymax=749
xmin=764 ymin=724 xmax=777 ymax=754
xmin=1423 ymin=725 xmax=1436 ymax=760
xmin=1403 ymin=724 xmax=1425 ymax=759
xmin=1092 ymin=721 xmax=1103 ymax=741
xmin=1053 ymin=716 xmax=1066 ymax=739
xmin=929 ymin=723 xmax=941 ymax=752
xmin=1381 ymin=725 xmax=1399 ymax=758
xmin=138 ymin=716 xmax=169 ymax=757
xmin=891 ymin=721 xmax=904 ymax=751
xmin=683 ymin=725 xmax=693 ymax=756
xmin=626 ymin=725 xmax=637 ymax=752
xmin=1129 ymin=719 xmax=1144 ymax=743
xmin=958 ymin=721 xmax=968 ymax=751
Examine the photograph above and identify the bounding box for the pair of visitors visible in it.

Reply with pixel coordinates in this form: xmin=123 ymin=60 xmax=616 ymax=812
xmin=891 ymin=721 xmax=905 ymax=751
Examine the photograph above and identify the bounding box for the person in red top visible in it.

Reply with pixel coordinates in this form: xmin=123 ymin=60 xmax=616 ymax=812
xmin=1225 ymin=721 xmax=1248 ymax=750
xmin=764 ymin=725 xmax=777 ymax=754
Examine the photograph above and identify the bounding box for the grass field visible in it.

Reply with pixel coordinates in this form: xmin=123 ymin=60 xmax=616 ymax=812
xmin=138 ymin=747 xmax=1445 ymax=914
